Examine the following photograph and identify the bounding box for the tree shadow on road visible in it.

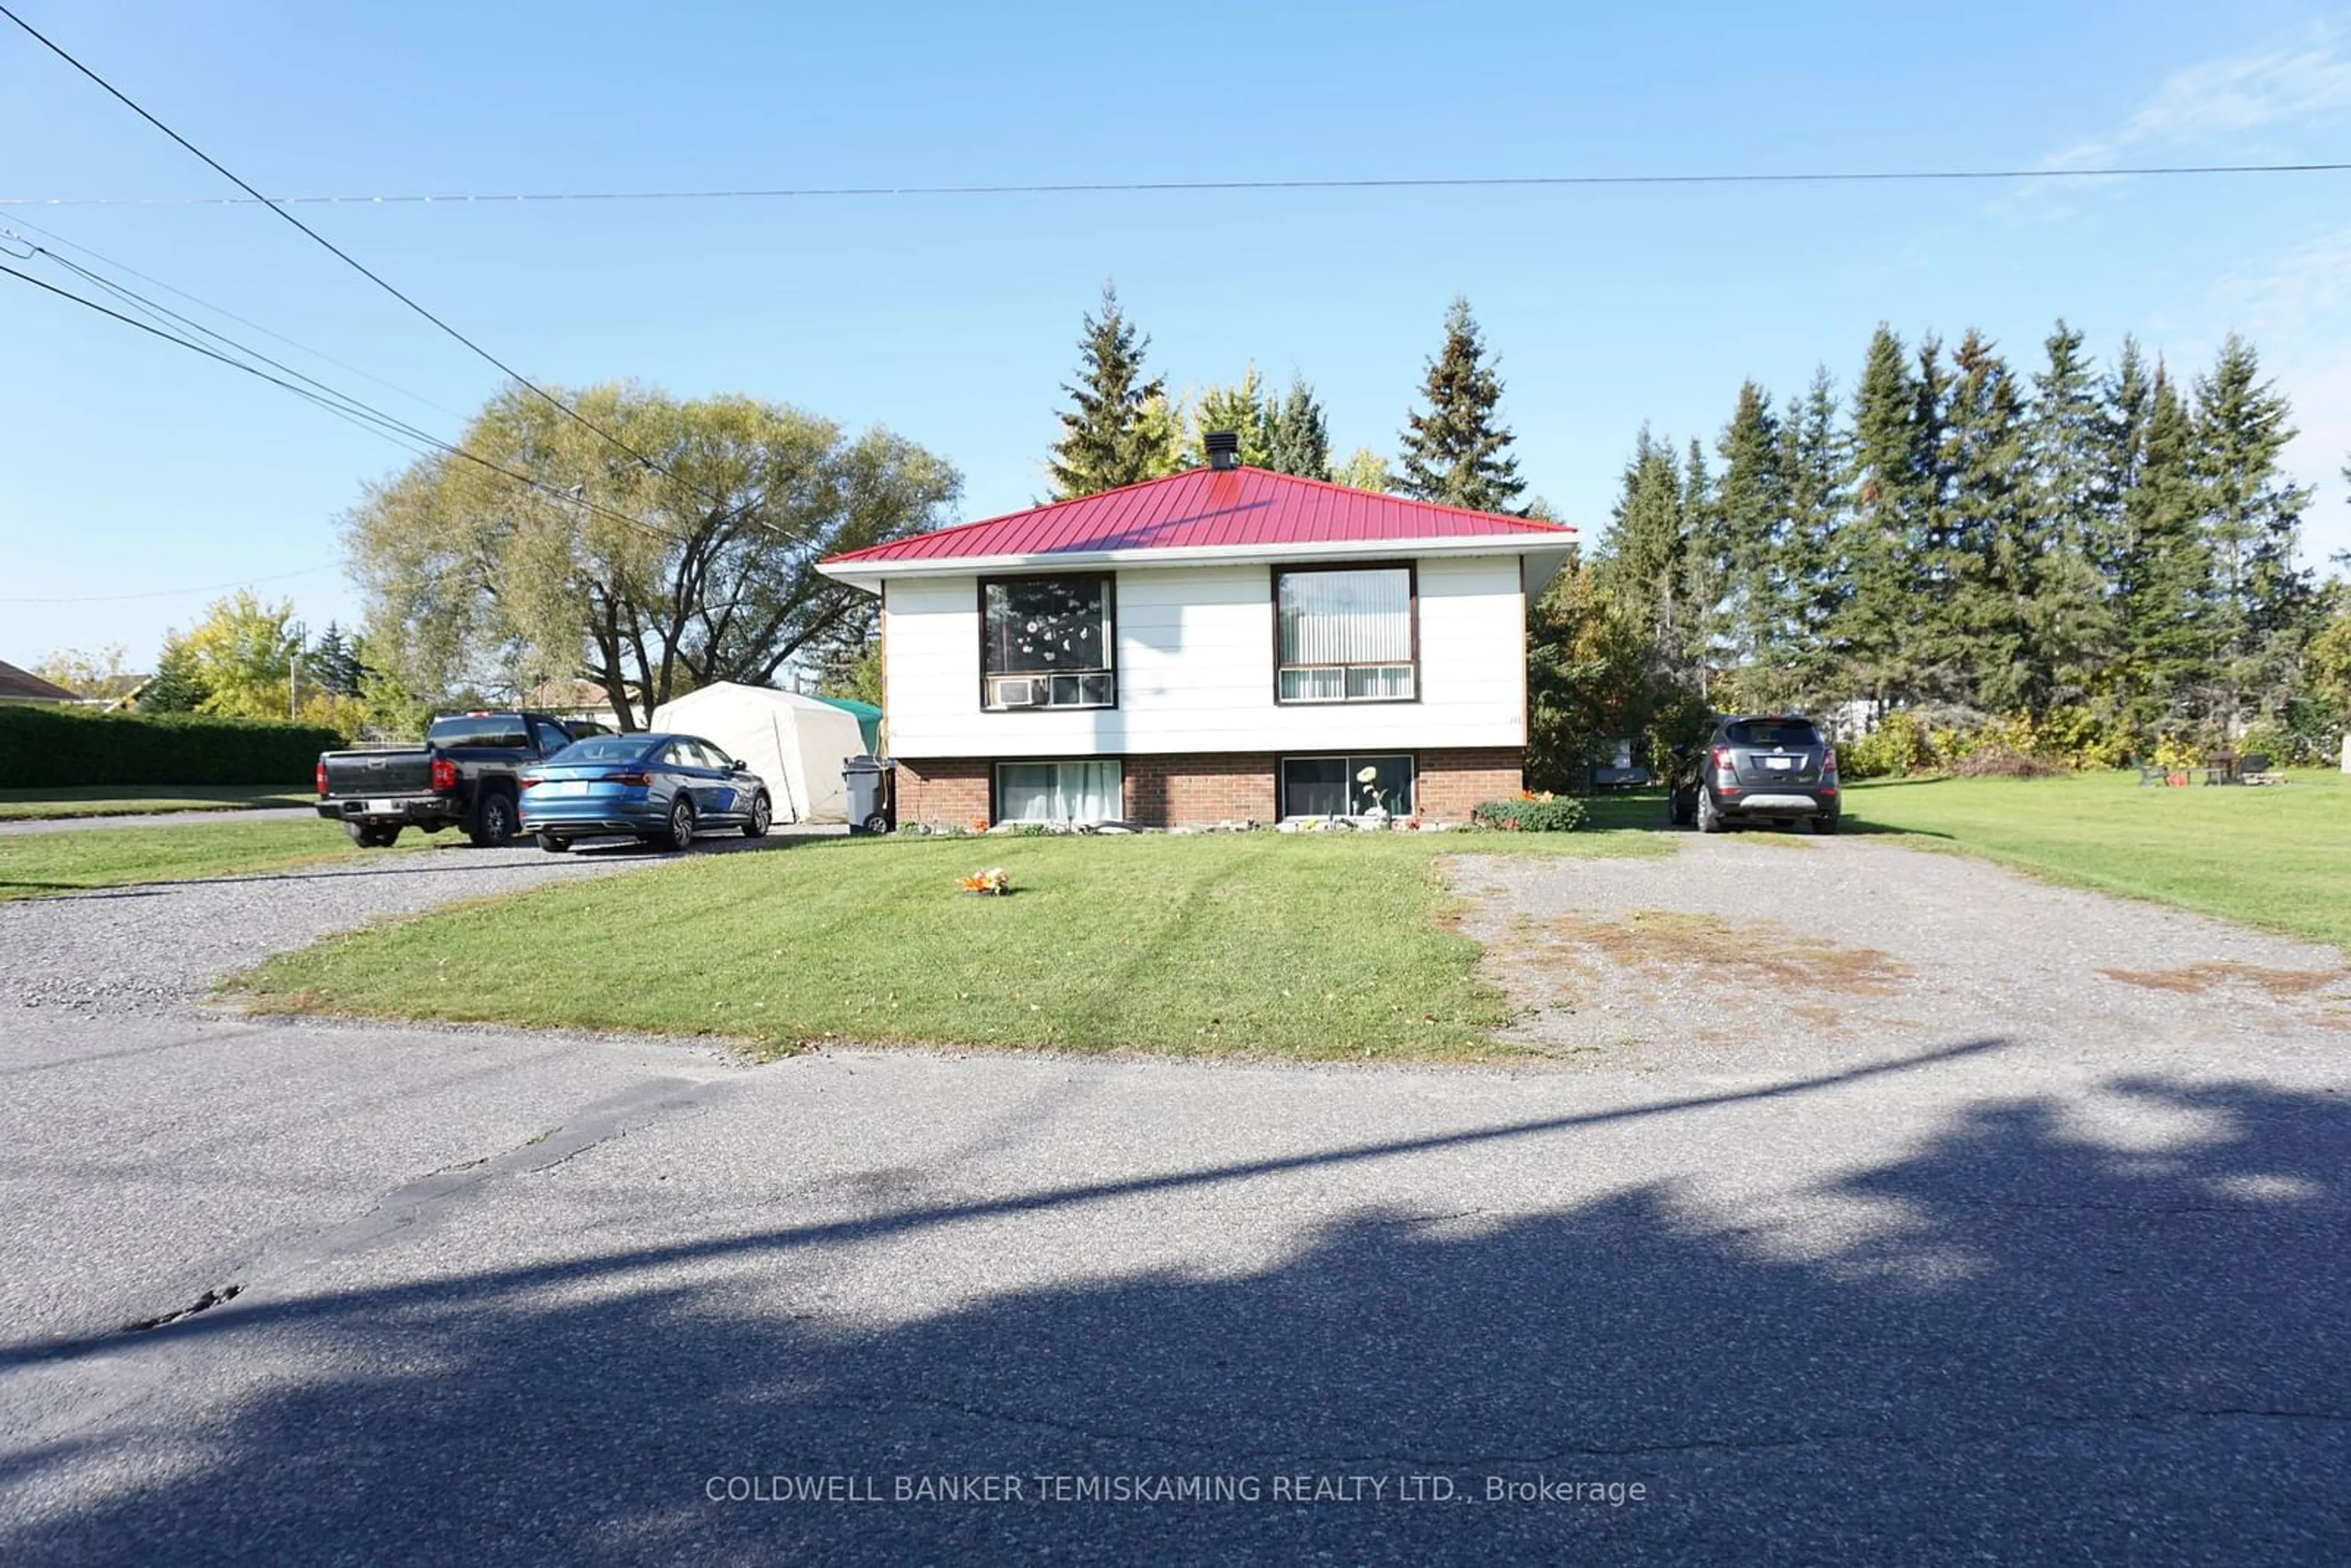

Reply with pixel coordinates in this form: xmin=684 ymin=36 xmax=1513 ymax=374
xmin=2 ymin=1052 xmax=2343 ymax=1562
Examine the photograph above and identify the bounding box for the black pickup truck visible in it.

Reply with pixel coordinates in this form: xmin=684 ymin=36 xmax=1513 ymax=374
xmin=316 ymin=711 xmax=607 ymax=847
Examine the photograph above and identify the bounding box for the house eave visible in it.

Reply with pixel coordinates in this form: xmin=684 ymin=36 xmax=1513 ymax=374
xmin=819 ymin=533 xmax=1575 ymax=596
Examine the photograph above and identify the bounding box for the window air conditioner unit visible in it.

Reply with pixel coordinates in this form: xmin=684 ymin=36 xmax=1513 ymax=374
xmin=996 ymin=677 xmax=1041 ymax=708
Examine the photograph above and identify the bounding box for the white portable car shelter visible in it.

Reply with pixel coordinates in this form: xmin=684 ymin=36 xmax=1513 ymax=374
xmin=647 ymin=682 xmax=864 ymax=825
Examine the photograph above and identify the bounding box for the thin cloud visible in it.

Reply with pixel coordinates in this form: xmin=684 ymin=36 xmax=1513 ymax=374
xmin=2206 ymin=229 xmax=2351 ymax=569
xmin=2043 ymin=18 xmax=2351 ymax=170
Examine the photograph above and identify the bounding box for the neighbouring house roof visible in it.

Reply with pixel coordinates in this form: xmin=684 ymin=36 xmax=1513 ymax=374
xmin=818 ymin=466 xmax=1573 ymax=591
xmin=0 ymin=659 xmax=79 ymax=702
xmin=517 ymin=677 xmax=623 ymax=713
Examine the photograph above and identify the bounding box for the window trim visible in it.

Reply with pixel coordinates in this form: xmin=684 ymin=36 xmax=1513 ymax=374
xmin=1270 ymin=560 xmax=1420 ymax=706
xmin=991 ymin=758 xmax=1127 ymax=825
xmin=978 ymin=572 xmax=1119 ymax=713
xmin=1278 ymin=752 xmax=1417 ymax=819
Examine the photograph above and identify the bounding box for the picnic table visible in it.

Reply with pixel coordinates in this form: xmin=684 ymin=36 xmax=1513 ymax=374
xmin=2202 ymin=751 xmax=2239 ymax=786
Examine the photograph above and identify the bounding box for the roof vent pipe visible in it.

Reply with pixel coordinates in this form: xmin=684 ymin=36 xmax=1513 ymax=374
xmin=1204 ymin=429 xmax=1241 ymax=471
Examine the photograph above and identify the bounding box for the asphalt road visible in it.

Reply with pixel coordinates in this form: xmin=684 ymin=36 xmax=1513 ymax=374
xmin=0 ymin=806 xmax=318 ymax=836
xmin=1 ymin=837 xmax=2344 ymax=1564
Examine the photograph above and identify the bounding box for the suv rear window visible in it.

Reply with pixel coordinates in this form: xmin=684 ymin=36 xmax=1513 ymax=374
xmin=426 ymin=714 xmax=530 ymax=748
xmin=1725 ymin=719 xmax=1820 ymax=748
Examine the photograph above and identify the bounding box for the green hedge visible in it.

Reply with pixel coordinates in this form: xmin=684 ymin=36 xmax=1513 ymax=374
xmin=1471 ymin=797 xmax=1588 ymax=832
xmin=0 ymin=705 xmax=342 ymax=789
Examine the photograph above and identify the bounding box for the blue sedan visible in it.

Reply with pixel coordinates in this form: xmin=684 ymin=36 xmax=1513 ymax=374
xmin=518 ymin=732 xmax=772 ymax=852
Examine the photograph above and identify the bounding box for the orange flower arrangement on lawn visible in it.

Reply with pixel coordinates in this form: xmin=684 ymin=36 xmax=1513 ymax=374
xmin=961 ymin=866 xmax=1011 ymax=896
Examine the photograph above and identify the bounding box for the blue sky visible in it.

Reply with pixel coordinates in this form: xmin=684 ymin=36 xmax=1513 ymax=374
xmin=6 ymin=0 xmax=2350 ymax=669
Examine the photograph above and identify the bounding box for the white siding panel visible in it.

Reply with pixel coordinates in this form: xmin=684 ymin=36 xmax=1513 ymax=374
xmin=883 ymin=557 xmax=1526 ymax=758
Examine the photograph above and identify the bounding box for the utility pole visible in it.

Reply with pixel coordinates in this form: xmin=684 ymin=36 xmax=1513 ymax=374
xmin=289 ymin=620 xmax=306 ymax=720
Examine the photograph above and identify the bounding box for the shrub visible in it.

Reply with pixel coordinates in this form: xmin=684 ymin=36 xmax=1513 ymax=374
xmin=1839 ymin=711 xmax=1928 ymax=779
xmin=2233 ymin=719 xmax=2327 ymax=768
xmin=1948 ymin=748 xmax=2066 ymax=779
xmin=2036 ymin=706 xmax=2132 ymax=770
xmin=0 ymin=705 xmax=342 ymax=789
xmin=1471 ymin=797 xmax=1587 ymax=832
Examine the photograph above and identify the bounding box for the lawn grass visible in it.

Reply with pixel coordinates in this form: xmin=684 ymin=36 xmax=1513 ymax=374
xmin=0 ymin=817 xmax=416 ymax=901
xmin=0 ymin=784 xmax=311 ymax=820
xmin=1844 ymin=769 xmax=2351 ymax=950
xmin=237 ymin=828 xmax=1665 ymax=1060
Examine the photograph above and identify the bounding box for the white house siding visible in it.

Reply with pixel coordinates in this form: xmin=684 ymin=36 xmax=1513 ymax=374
xmin=882 ymin=555 xmax=1527 ymax=759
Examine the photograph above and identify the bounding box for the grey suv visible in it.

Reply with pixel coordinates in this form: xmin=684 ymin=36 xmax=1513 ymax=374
xmin=1667 ymin=714 xmax=1840 ymax=834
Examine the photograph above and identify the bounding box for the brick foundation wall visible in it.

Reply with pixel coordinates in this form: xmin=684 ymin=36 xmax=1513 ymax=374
xmin=894 ymin=748 xmax=1522 ymax=830
xmin=1125 ymin=753 xmax=1278 ymax=826
xmin=893 ymin=758 xmax=992 ymax=831
xmin=1412 ymin=747 xmax=1524 ymax=820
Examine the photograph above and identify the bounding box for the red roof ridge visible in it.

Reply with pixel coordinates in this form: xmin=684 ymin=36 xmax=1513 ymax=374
xmin=825 ymin=464 xmax=1567 ymax=567
xmin=1231 ymin=463 xmax=1570 ymax=533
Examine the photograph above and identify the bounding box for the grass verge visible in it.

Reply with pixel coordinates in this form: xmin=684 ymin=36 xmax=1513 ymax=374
xmin=0 ymin=818 xmax=418 ymax=900
xmin=235 ymin=828 xmax=1665 ymax=1060
xmin=0 ymin=784 xmax=312 ymax=820
xmin=1844 ymin=770 xmax=2351 ymax=950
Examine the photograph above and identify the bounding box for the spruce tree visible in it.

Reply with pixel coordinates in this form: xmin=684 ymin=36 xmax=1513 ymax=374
xmin=2109 ymin=350 xmax=2214 ymax=733
xmin=1677 ymin=438 xmax=1728 ymax=695
xmin=1048 ymin=283 xmax=1171 ymax=498
xmin=1832 ymin=326 xmax=1924 ymax=708
xmin=1597 ymin=429 xmax=1697 ymax=686
xmin=2194 ymin=336 xmax=2314 ymax=732
xmin=137 ymin=637 xmax=209 ymax=713
xmin=1265 ymin=374 xmax=1332 ymax=479
xmin=1782 ymin=366 xmax=1846 ymax=697
xmin=310 ymin=621 xmax=367 ymax=697
xmin=1395 ymin=296 xmax=1526 ymax=514
xmin=1932 ymin=331 xmax=2031 ymax=711
xmin=2022 ymin=322 xmax=2117 ymax=713
xmin=1713 ymin=380 xmax=1788 ymax=682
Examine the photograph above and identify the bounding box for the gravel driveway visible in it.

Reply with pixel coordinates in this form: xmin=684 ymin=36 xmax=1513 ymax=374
xmin=1454 ymin=834 xmax=2351 ymax=1075
xmin=0 ymin=829 xmax=835 ymax=1012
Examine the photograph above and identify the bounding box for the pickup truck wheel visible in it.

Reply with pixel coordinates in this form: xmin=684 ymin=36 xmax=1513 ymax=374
xmin=664 ymin=797 xmax=697 ymax=852
xmin=345 ymin=821 xmax=397 ymax=849
xmin=537 ymin=833 xmax=571 ymax=853
xmin=467 ymin=790 xmax=518 ymax=848
xmin=742 ymin=793 xmax=771 ymax=839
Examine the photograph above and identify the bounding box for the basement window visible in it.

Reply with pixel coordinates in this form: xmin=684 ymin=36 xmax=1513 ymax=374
xmin=1281 ymin=755 xmax=1414 ymax=819
xmin=997 ymin=761 xmax=1123 ymax=824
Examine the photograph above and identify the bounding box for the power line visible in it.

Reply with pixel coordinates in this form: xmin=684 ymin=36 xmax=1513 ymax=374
xmin=0 ymin=563 xmax=342 ymax=606
xmin=0 ymin=213 xmax=464 ymax=419
xmin=0 ymin=2 xmax=733 ymax=517
xmin=3 ymin=160 xmax=2348 ymax=208
xmin=0 ymin=258 xmax=697 ymax=547
xmin=16 ymin=236 xmax=463 ymax=454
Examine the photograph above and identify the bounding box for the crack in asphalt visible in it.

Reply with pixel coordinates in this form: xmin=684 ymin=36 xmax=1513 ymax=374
xmin=5 ymin=1079 xmax=734 ymax=1375
xmin=121 ymin=1283 xmax=244 ymax=1334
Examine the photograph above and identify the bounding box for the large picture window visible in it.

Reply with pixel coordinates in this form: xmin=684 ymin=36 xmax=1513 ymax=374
xmin=1280 ymin=755 xmax=1414 ymax=819
xmin=1275 ymin=566 xmax=1415 ymax=702
xmin=982 ymin=576 xmax=1114 ymax=710
xmin=997 ymin=761 xmax=1123 ymax=824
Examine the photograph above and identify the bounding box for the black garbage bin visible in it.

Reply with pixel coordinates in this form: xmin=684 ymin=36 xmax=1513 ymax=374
xmin=843 ymin=755 xmax=896 ymax=835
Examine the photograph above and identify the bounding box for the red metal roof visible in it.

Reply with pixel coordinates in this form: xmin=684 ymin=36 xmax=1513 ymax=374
xmin=823 ymin=465 xmax=1571 ymax=567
